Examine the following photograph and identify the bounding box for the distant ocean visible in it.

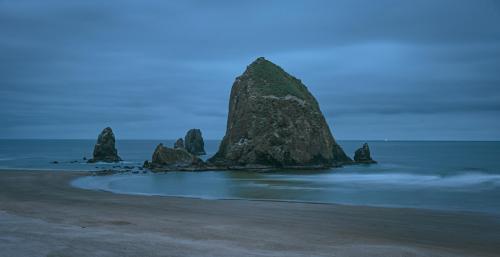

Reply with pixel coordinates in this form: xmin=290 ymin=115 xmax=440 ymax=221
xmin=1 ymin=139 xmax=500 ymax=214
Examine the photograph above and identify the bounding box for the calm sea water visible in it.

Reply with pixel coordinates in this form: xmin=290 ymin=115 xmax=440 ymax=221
xmin=1 ymin=139 xmax=500 ymax=214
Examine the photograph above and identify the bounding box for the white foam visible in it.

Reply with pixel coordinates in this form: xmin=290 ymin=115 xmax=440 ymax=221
xmin=270 ymin=172 xmax=500 ymax=189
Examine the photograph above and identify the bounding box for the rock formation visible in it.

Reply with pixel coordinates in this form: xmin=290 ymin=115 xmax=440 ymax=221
xmin=184 ymin=129 xmax=206 ymax=155
xmin=174 ymin=138 xmax=184 ymax=149
xmin=208 ymin=57 xmax=351 ymax=169
xmin=145 ymin=143 xmax=204 ymax=170
xmin=354 ymin=143 xmax=376 ymax=164
xmin=88 ymin=127 xmax=122 ymax=163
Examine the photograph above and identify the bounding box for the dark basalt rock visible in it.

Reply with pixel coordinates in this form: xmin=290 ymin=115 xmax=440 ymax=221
xmin=145 ymin=143 xmax=205 ymax=171
xmin=88 ymin=127 xmax=122 ymax=163
xmin=174 ymin=138 xmax=185 ymax=149
xmin=184 ymin=129 xmax=206 ymax=155
xmin=354 ymin=143 xmax=377 ymax=164
xmin=208 ymin=57 xmax=351 ymax=169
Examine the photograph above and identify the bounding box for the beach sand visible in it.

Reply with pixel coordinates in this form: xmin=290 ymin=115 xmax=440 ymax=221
xmin=0 ymin=170 xmax=499 ymax=257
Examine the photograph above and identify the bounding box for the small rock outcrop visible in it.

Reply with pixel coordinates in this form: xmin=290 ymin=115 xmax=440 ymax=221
xmin=145 ymin=143 xmax=204 ymax=170
xmin=174 ymin=138 xmax=184 ymax=149
xmin=88 ymin=127 xmax=122 ymax=163
xmin=184 ymin=129 xmax=206 ymax=155
xmin=354 ymin=143 xmax=376 ymax=164
xmin=208 ymin=57 xmax=351 ymax=169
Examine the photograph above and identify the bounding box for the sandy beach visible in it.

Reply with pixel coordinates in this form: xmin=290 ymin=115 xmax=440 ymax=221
xmin=0 ymin=170 xmax=499 ymax=257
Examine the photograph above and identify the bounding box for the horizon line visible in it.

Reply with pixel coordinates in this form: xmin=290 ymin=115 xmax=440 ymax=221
xmin=0 ymin=138 xmax=499 ymax=142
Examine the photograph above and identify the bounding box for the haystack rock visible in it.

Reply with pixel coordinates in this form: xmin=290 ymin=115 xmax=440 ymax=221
xmin=88 ymin=127 xmax=122 ymax=163
xmin=354 ymin=143 xmax=377 ymax=164
xmin=184 ymin=129 xmax=206 ymax=155
xmin=208 ymin=57 xmax=351 ymax=168
xmin=174 ymin=138 xmax=184 ymax=149
xmin=148 ymin=143 xmax=204 ymax=169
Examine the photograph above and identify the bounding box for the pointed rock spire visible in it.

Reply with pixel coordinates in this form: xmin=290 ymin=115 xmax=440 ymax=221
xmin=354 ymin=143 xmax=377 ymax=164
xmin=88 ymin=127 xmax=122 ymax=163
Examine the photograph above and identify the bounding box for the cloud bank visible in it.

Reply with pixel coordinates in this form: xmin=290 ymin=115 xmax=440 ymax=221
xmin=1 ymin=0 xmax=499 ymax=140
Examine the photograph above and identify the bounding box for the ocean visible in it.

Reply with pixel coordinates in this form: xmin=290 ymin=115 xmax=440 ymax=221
xmin=1 ymin=139 xmax=499 ymax=214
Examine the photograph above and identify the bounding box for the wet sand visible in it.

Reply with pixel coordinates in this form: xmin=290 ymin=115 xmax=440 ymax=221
xmin=0 ymin=170 xmax=499 ymax=257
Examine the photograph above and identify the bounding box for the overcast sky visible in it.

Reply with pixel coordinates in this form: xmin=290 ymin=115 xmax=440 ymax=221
xmin=1 ymin=0 xmax=499 ymax=140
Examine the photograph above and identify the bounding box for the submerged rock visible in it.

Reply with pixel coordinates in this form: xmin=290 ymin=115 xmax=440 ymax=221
xmin=354 ymin=143 xmax=376 ymax=164
xmin=174 ymin=138 xmax=185 ymax=149
xmin=88 ymin=127 xmax=122 ymax=163
xmin=146 ymin=143 xmax=204 ymax=170
xmin=208 ymin=57 xmax=351 ymax=169
xmin=184 ymin=129 xmax=206 ymax=155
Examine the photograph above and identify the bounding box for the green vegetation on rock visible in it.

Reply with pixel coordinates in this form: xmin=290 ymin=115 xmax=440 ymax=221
xmin=245 ymin=57 xmax=314 ymax=102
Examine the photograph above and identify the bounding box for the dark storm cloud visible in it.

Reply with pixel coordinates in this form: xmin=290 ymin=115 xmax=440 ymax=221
xmin=1 ymin=0 xmax=500 ymax=140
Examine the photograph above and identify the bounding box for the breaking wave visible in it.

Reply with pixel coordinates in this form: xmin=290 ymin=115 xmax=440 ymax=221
xmin=274 ymin=172 xmax=500 ymax=188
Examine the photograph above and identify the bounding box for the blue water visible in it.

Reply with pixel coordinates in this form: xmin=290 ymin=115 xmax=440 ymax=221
xmin=1 ymin=140 xmax=500 ymax=214
xmin=0 ymin=139 xmax=220 ymax=171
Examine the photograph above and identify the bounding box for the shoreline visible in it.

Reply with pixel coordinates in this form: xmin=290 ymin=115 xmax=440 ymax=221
xmin=1 ymin=170 xmax=500 ymax=257
xmin=72 ymin=169 xmax=500 ymax=216
xmin=73 ymin=175 xmax=500 ymax=216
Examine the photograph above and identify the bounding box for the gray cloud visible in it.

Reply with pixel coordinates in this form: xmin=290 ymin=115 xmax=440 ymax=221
xmin=1 ymin=0 xmax=500 ymax=140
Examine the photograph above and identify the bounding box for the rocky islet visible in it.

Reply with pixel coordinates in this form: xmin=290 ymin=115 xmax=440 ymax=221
xmin=95 ymin=58 xmax=375 ymax=171
xmin=88 ymin=127 xmax=122 ymax=163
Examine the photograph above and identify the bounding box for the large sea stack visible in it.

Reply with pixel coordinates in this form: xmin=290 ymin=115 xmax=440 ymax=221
xmin=88 ymin=127 xmax=122 ymax=163
xmin=208 ymin=57 xmax=351 ymax=168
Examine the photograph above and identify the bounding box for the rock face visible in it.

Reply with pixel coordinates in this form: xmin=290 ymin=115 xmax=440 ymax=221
xmin=174 ymin=138 xmax=184 ymax=149
xmin=88 ymin=127 xmax=122 ymax=163
xmin=208 ymin=57 xmax=351 ymax=168
xmin=354 ymin=143 xmax=376 ymax=164
xmin=184 ymin=129 xmax=206 ymax=155
xmin=147 ymin=143 xmax=204 ymax=169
